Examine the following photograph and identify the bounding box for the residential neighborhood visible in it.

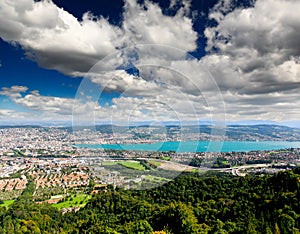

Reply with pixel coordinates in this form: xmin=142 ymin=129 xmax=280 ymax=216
xmin=0 ymin=126 xmax=299 ymax=210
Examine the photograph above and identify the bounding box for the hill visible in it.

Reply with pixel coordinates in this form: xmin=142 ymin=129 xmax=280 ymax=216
xmin=0 ymin=169 xmax=299 ymax=233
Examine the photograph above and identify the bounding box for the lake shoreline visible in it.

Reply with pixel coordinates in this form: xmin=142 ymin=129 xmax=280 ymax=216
xmin=74 ymin=141 xmax=300 ymax=153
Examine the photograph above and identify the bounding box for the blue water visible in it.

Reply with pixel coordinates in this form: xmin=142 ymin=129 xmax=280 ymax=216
xmin=74 ymin=141 xmax=300 ymax=153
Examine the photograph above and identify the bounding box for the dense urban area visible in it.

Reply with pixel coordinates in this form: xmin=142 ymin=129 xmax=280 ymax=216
xmin=0 ymin=126 xmax=299 ymax=233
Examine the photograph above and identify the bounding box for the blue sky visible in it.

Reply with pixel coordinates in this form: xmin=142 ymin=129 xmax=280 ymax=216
xmin=0 ymin=0 xmax=300 ymax=126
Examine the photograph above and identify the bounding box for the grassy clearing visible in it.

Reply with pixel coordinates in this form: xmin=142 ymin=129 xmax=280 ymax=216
xmin=52 ymin=194 xmax=91 ymax=209
xmin=118 ymin=161 xmax=146 ymax=171
xmin=190 ymin=168 xmax=201 ymax=173
xmin=144 ymin=175 xmax=170 ymax=182
xmin=102 ymin=160 xmax=146 ymax=170
xmin=148 ymin=160 xmax=162 ymax=167
xmin=0 ymin=199 xmax=14 ymax=209
xmin=101 ymin=161 xmax=118 ymax=166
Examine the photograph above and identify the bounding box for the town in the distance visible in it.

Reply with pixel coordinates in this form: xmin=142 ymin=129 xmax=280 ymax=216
xmin=0 ymin=124 xmax=299 ymax=212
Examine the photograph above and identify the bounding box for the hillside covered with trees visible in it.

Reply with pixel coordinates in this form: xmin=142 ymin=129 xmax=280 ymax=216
xmin=0 ymin=169 xmax=299 ymax=233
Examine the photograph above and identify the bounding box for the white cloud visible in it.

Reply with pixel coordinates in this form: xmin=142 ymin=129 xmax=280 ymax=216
xmin=0 ymin=0 xmax=204 ymax=123
xmin=0 ymin=0 xmax=198 ymax=75
xmin=0 ymin=109 xmax=16 ymax=117
xmin=0 ymin=85 xmax=28 ymax=98
xmin=205 ymin=0 xmax=300 ymax=72
xmin=122 ymin=0 xmax=197 ymax=51
xmin=1 ymin=0 xmax=300 ymax=123
xmin=201 ymin=0 xmax=300 ymax=121
xmin=0 ymin=86 xmax=98 ymax=119
xmin=0 ymin=0 xmax=123 ymax=74
xmin=88 ymin=70 xmax=163 ymax=96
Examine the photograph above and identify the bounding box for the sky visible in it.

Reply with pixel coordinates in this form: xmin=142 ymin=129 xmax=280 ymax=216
xmin=0 ymin=0 xmax=300 ymax=127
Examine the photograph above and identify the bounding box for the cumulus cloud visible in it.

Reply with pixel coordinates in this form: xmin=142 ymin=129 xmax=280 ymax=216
xmin=201 ymin=0 xmax=300 ymax=121
xmin=0 ymin=83 xmax=217 ymax=124
xmin=0 ymin=0 xmax=124 ymax=75
xmin=0 ymin=86 xmax=98 ymax=118
xmin=0 ymin=0 xmax=197 ymax=76
xmin=1 ymin=0 xmax=300 ymax=123
xmin=122 ymin=0 xmax=197 ymax=51
xmin=0 ymin=0 xmax=209 ymax=124
xmin=0 ymin=86 xmax=28 ymax=98
xmin=205 ymin=0 xmax=300 ymax=81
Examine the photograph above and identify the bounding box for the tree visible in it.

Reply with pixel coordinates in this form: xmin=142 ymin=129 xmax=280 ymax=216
xmin=189 ymin=158 xmax=202 ymax=167
xmin=123 ymin=220 xmax=153 ymax=234
xmin=153 ymin=202 xmax=201 ymax=234
xmin=277 ymin=214 xmax=295 ymax=234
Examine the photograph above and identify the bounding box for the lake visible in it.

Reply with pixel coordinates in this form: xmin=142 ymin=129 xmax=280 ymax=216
xmin=74 ymin=141 xmax=300 ymax=153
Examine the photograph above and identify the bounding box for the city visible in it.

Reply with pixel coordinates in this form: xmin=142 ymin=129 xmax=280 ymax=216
xmin=0 ymin=126 xmax=299 ymax=212
xmin=0 ymin=0 xmax=300 ymax=232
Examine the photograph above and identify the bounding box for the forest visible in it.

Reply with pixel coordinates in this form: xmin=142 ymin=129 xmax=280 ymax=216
xmin=0 ymin=168 xmax=299 ymax=234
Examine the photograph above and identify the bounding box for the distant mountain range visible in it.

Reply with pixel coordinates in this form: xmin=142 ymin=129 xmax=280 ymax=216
xmin=223 ymin=124 xmax=300 ymax=141
xmin=1 ymin=124 xmax=300 ymax=141
xmin=70 ymin=124 xmax=300 ymax=141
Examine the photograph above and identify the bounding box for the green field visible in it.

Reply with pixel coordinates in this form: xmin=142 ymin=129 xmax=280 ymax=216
xmin=118 ymin=161 xmax=146 ymax=170
xmin=52 ymin=194 xmax=91 ymax=209
xmin=144 ymin=175 xmax=170 ymax=183
xmin=101 ymin=161 xmax=118 ymax=166
xmin=102 ymin=160 xmax=147 ymax=171
xmin=148 ymin=160 xmax=162 ymax=167
xmin=0 ymin=199 xmax=14 ymax=209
